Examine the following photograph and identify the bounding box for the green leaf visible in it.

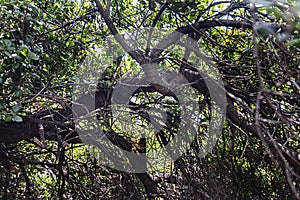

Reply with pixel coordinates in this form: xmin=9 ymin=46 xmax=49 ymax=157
xmin=28 ymin=51 xmax=39 ymax=60
xmin=286 ymin=38 xmax=300 ymax=46
xmin=12 ymin=103 xmax=22 ymax=113
xmin=4 ymin=51 xmax=11 ymax=57
xmin=13 ymin=115 xmax=23 ymax=122
xmin=4 ymin=114 xmax=12 ymax=122
xmin=4 ymin=39 xmax=12 ymax=48
xmin=14 ymin=89 xmax=22 ymax=97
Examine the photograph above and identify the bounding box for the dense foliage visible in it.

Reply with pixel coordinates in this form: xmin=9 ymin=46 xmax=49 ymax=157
xmin=0 ymin=0 xmax=300 ymax=199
